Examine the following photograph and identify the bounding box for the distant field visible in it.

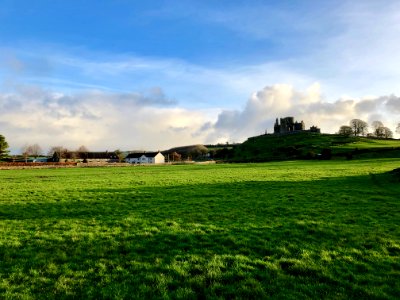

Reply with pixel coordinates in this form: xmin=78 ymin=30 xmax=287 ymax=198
xmin=1 ymin=160 xmax=399 ymax=299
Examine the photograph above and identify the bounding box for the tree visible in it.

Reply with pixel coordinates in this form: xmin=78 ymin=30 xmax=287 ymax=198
xmin=396 ymin=123 xmax=400 ymax=135
xmin=48 ymin=146 xmax=68 ymax=162
xmin=0 ymin=134 xmax=10 ymax=160
xmin=188 ymin=145 xmax=208 ymax=159
xmin=350 ymin=119 xmax=368 ymax=136
xmin=21 ymin=145 xmax=30 ymax=163
xmin=22 ymin=144 xmax=43 ymax=159
xmin=76 ymin=145 xmax=89 ymax=162
xmin=370 ymin=121 xmax=393 ymax=139
xmin=381 ymin=127 xmax=393 ymax=139
xmin=338 ymin=125 xmax=353 ymax=137
xmin=166 ymin=151 xmax=182 ymax=162
xmin=114 ymin=149 xmax=125 ymax=162
xmin=375 ymin=126 xmax=385 ymax=138
xmin=371 ymin=121 xmax=384 ymax=138
xmin=320 ymin=148 xmax=332 ymax=160
xmin=214 ymin=147 xmax=234 ymax=160
xmin=77 ymin=145 xmax=89 ymax=153
xmin=371 ymin=121 xmax=384 ymax=129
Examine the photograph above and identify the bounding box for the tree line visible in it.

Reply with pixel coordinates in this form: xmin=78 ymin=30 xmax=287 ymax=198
xmin=338 ymin=119 xmax=400 ymax=138
xmin=0 ymin=138 xmax=97 ymax=162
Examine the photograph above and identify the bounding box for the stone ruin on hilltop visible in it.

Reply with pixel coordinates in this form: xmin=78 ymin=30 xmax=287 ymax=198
xmin=273 ymin=117 xmax=320 ymax=134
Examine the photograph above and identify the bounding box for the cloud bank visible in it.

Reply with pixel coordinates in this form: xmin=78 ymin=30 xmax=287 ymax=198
xmin=1 ymin=83 xmax=399 ymax=154
xmin=202 ymin=83 xmax=400 ymax=143
xmin=0 ymin=86 xmax=212 ymax=153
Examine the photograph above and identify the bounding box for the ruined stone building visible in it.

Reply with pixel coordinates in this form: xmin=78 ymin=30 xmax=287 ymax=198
xmin=273 ymin=117 xmax=320 ymax=134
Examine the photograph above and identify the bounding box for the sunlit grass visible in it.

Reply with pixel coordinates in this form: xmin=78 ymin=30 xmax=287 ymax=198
xmin=1 ymin=159 xmax=399 ymax=299
xmin=332 ymin=138 xmax=400 ymax=149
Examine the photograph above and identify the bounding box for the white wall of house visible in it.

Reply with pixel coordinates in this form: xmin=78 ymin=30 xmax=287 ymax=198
xmin=152 ymin=153 xmax=165 ymax=164
xmin=126 ymin=152 xmax=165 ymax=164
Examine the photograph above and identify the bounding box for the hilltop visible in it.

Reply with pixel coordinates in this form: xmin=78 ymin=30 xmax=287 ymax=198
xmin=230 ymin=132 xmax=400 ymax=162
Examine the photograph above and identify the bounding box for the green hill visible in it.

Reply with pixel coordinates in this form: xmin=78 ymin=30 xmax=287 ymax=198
xmin=232 ymin=132 xmax=400 ymax=161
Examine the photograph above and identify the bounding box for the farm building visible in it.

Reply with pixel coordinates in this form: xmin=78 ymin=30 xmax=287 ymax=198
xmin=80 ymin=152 xmax=119 ymax=163
xmin=125 ymin=152 xmax=165 ymax=164
xmin=51 ymin=151 xmax=120 ymax=163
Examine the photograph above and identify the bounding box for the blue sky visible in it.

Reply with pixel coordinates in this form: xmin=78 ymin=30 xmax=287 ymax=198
xmin=0 ymin=1 xmax=325 ymax=62
xmin=1 ymin=1 xmax=400 ymax=152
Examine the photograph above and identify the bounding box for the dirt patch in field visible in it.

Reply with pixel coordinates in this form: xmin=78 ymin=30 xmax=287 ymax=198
xmin=0 ymin=162 xmax=133 ymax=170
xmin=0 ymin=162 xmax=78 ymax=170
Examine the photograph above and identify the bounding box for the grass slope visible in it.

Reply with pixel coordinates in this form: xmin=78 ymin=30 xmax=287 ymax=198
xmin=0 ymin=160 xmax=399 ymax=299
xmin=233 ymin=133 xmax=400 ymax=161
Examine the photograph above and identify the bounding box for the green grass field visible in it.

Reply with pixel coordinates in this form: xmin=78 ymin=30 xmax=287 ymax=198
xmin=332 ymin=138 xmax=400 ymax=149
xmin=233 ymin=133 xmax=400 ymax=161
xmin=1 ymin=160 xmax=399 ymax=299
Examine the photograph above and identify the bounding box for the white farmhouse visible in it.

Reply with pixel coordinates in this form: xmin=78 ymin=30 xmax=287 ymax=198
xmin=125 ymin=152 xmax=165 ymax=164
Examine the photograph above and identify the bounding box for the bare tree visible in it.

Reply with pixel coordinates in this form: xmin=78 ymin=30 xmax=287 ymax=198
xmin=114 ymin=149 xmax=125 ymax=162
xmin=21 ymin=145 xmax=30 ymax=162
xmin=338 ymin=125 xmax=353 ymax=137
xmin=396 ymin=123 xmax=400 ymax=135
xmin=76 ymin=145 xmax=89 ymax=161
xmin=77 ymin=145 xmax=89 ymax=153
xmin=371 ymin=121 xmax=383 ymax=129
xmin=382 ymin=127 xmax=393 ymax=139
xmin=48 ymin=146 xmax=68 ymax=162
xmin=350 ymin=119 xmax=368 ymax=136
xmin=371 ymin=121 xmax=385 ymax=138
xmin=29 ymin=144 xmax=42 ymax=157
xmin=370 ymin=121 xmax=394 ymax=139
xmin=21 ymin=144 xmax=43 ymax=162
xmin=168 ymin=151 xmax=182 ymax=162
xmin=371 ymin=121 xmax=383 ymax=136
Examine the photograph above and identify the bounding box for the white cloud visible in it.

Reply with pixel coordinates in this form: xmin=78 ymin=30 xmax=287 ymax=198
xmin=1 ymin=83 xmax=399 ymax=155
xmin=0 ymin=86 xmax=214 ymax=154
xmin=202 ymin=83 xmax=400 ymax=143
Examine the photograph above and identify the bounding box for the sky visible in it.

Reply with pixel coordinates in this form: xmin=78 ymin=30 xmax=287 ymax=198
xmin=1 ymin=0 xmax=400 ymax=153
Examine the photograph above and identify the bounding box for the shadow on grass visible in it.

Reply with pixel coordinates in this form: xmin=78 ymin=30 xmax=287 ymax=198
xmin=0 ymin=171 xmax=399 ymax=299
xmin=1 ymin=170 xmax=398 ymax=222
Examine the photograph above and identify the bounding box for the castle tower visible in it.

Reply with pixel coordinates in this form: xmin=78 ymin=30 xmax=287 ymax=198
xmin=274 ymin=118 xmax=280 ymax=134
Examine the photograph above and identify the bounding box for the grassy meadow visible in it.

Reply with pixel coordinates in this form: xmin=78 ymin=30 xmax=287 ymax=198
xmin=0 ymin=160 xmax=399 ymax=299
xmin=234 ymin=133 xmax=400 ymax=161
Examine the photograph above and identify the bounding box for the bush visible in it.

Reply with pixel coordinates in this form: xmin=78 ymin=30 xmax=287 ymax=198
xmin=320 ymin=148 xmax=332 ymax=160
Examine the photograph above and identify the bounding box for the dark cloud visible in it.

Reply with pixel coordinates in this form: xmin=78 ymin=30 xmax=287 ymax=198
xmin=78 ymin=88 xmax=176 ymax=107
xmin=142 ymin=87 xmax=177 ymax=106
xmin=214 ymin=110 xmax=241 ymax=129
xmin=355 ymin=99 xmax=378 ymax=113
xmin=1 ymin=51 xmax=54 ymax=77
xmin=355 ymin=95 xmax=400 ymax=114
xmin=385 ymin=95 xmax=400 ymax=113
xmin=308 ymin=99 xmax=355 ymax=115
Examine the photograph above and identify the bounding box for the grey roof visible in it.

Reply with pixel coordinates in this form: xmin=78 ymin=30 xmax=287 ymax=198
xmin=125 ymin=152 xmax=161 ymax=159
xmin=55 ymin=151 xmax=118 ymax=159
